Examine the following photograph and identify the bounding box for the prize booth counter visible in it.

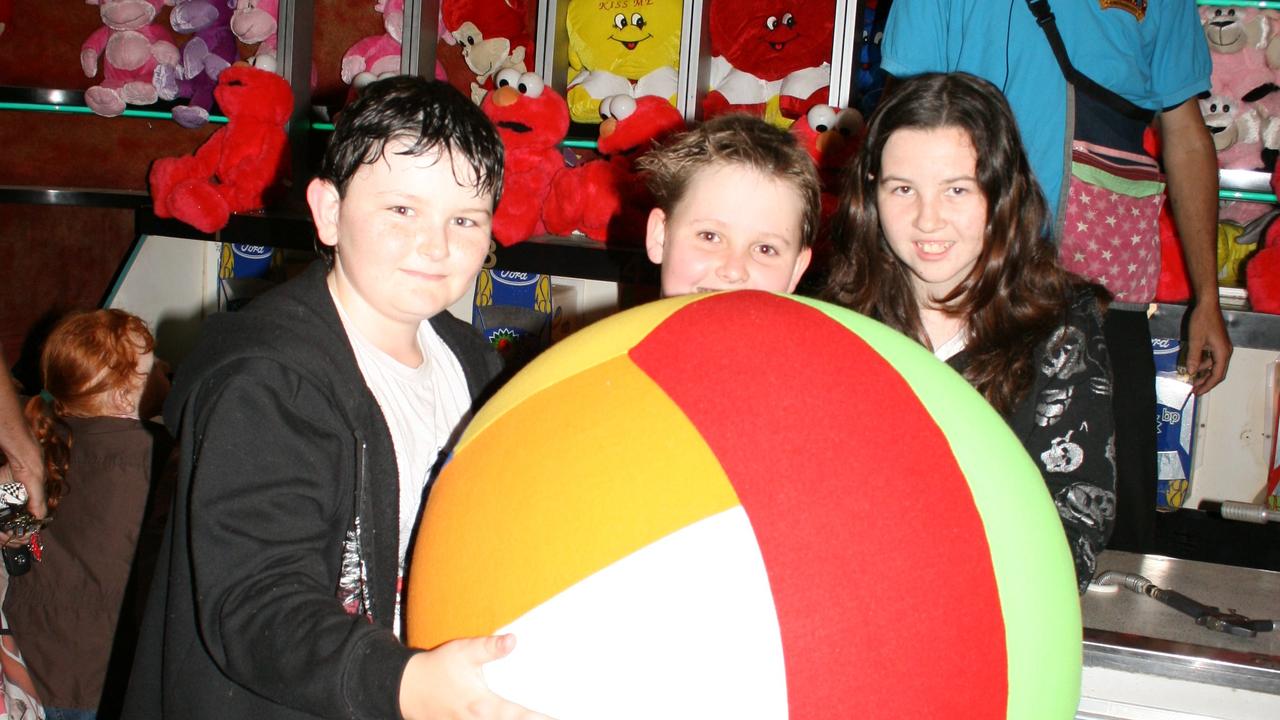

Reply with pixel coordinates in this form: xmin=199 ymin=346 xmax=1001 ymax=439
xmin=4 ymin=1 xmax=1280 ymax=718
xmin=1079 ymin=551 xmax=1280 ymax=719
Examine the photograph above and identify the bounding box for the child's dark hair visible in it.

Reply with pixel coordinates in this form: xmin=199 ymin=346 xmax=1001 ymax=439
xmin=638 ymin=113 xmax=822 ymax=249
xmin=823 ymin=72 xmax=1097 ymax=414
xmin=23 ymin=309 xmax=154 ymax=510
xmin=315 ymin=76 xmax=505 ymax=265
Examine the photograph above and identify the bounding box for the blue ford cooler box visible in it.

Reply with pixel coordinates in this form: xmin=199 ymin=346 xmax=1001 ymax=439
xmin=1152 ymin=337 xmax=1196 ymax=510
xmin=473 ymin=269 xmax=554 ymax=373
xmin=228 ymin=244 xmax=275 ymax=278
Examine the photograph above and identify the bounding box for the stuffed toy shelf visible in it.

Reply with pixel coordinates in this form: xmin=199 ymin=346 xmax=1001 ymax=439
xmin=0 ymin=186 xmax=150 ymax=209
xmin=0 ymin=85 xmax=231 ymax=125
xmin=1220 ymin=168 xmax=1278 ymax=203
xmin=531 ymin=0 xmax=866 ymax=135
xmin=1151 ymin=302 xmax=1280 ymax=352
xmin=1197 ymin=0 xmax=1280 ymax=9
xmin=139 ymin=203 xmax=652 ymax=283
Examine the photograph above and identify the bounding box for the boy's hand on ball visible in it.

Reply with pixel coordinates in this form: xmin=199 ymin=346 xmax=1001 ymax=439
xmin=399 ymin=634 xmax=554 ymax=720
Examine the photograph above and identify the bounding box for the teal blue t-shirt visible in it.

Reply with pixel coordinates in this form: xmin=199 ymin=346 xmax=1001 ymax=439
xmin=881 ymin=0 xmax=1211 ymax=218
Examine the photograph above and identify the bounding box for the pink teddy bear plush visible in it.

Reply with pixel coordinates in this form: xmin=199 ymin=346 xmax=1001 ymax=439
xmin=230 ymin=0 xmax=317 ymax=87
xmin=341 ymin=0 xmax=404 ymax=91
xmin=81 ymin=0 xmax=180 ymax=117
xmin=230 ymin=0 xmax=279 ymax=71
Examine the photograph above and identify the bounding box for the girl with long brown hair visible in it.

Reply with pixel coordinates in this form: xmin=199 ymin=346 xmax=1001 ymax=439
xmin=823 ymin=72 xmax=1115 ymax=592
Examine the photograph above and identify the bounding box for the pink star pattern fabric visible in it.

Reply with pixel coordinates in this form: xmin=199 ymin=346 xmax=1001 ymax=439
xmin=1058 ymin=143 xmax=1165 ymax=304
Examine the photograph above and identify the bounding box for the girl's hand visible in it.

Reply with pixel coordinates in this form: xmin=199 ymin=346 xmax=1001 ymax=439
xmin=399 ymin=634 xmax=554 ymax=720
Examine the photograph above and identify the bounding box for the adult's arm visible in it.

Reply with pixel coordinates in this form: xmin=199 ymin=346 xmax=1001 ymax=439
xmin=0 ymin=346 xmax=45 ymax=519
xmin=1158 ymin=99 xmax=1232 ymax=394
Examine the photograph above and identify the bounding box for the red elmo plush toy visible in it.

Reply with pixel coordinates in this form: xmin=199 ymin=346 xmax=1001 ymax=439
xmin=704 ymin=0 xmax=835 ymax=127
xmin=149 ymin=66 xmax=294 ymax=234
xmin=543 ymin=94 xmax=685 ymax=244
xmin=790 ymin=104 xmax=861 ymax=272
xmin=1248 ymin=166 xmax=1280 ymax=313
xmin=482 ymin=68 xmax=569 ymax=246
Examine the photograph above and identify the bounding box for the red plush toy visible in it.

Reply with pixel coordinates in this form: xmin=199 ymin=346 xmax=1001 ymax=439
xmin=482 ymin=69 xmax=569 ymax=246
xmin=1248 ymin=166 xmax=1280 ymax=313
xmin=543 ymin=95 xmax=685 ymax=244
xmin=704 ymin=0 xmax=835 ymax=128
xmin=789 ymin=104 xmax=861 ymax=272
xmin=149 ymin=66 xmax=294 ymax=233
xmin=1142 ymin=126 xmax=1196 ymax=304
xmin=1154 ymin=203 xmax=1192 ymax=303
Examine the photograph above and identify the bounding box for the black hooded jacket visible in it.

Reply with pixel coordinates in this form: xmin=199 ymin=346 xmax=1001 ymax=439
xmin=123 ymin=261 xmax=502 ymax=719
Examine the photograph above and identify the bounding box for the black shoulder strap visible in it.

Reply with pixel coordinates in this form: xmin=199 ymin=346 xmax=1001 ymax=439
xmin=1024 ymin=0 xmax=1155 ymax=122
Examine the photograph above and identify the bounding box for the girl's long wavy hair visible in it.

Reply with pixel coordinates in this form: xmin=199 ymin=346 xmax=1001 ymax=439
xmin=822 ymin=72 xmax=1096 ymax=415
xmin=21 ymin=309 xmax=153 ymax=510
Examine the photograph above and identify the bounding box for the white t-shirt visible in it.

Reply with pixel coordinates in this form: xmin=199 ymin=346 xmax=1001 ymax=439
xmin=932 ymin=330 xmax=967 ymax=363
xmin=333 ymin=295 xmax=472 ymax=634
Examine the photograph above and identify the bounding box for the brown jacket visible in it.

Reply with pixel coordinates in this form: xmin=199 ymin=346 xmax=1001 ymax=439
xmin=4 ymin=415 xmax=172 ymax=712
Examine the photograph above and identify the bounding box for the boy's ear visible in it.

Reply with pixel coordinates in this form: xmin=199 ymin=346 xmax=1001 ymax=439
xmin=645 ymin=207 xmax=668 ymax=265
xmin=307 ymin=178 xmax=341 ymax=249
xmin=786 ymin=247 xmax=814 ymax=294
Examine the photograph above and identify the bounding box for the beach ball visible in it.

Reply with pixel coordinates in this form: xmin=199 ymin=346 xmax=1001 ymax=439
xmin=407 ymin=291 xmax=1081 ymax=719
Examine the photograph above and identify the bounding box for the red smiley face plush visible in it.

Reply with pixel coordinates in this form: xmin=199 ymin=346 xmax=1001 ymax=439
xmin=710 ymin=1 xmax=834 ymax=81
xmin=544 ymin=94 xmax=685 ymax=243
xmin=705 ymin=0 xmax=835 ymax=126
xmin=482 ymin=69 xmax=570 ymax=246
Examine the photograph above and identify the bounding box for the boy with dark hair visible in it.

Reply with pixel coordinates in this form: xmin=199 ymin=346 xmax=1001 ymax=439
xmin=124 ymin=76 xmax=548 ymax=720
xmin=638 ymin=113 xmax=820 ymax=296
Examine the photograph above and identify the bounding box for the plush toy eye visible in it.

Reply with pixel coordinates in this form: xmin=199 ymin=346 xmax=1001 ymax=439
xmin=614 ymin=13 xmax=627 ymax=30
xmin=765 ymin=15 xmax=779 ymax=31
xmin=632 ymin=13 xmax=646 ymax=30
xmin=608 ymin=95 xmax=636 ymax=121
xmin=516 ymin=73 xmax=545 ymax=98
xmin=495 ymin=68 xmax=521 ymax=89
xmin=782 ymin=12 xmax=795 ymax=28
xmin=835 ymin=109 xmax=863 ymax=136
xmin=806 ymin=105 xmax=836 ymax=133
xmin=466 ymin=34 xmax=476 ymax=46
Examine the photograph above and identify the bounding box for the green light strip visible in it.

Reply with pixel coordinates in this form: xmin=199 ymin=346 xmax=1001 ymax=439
xmin=1219 ymin=189 xmax=1277 ymax=203
xmin=2 ymin=102 xmax=600 ymax=146
xmin=0 ymin=101 xmax=230 ymax=123
xmin=1196 ymin=0 xmax=1280 ymax=8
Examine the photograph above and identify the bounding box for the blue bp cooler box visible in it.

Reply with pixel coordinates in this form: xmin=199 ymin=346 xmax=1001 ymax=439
xmin=1152 ymin=337 xmax=1196 ymax=510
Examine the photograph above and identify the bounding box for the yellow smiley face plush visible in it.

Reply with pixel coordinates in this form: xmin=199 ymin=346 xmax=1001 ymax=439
xmin=565 ymin=0 xmax=682 ymax=123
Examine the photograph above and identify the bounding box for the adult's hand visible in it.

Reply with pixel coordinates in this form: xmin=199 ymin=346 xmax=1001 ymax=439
xmin=1184 ymin=301 xmax=1232 ymax=395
